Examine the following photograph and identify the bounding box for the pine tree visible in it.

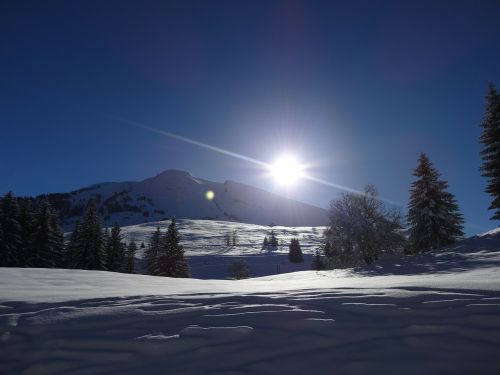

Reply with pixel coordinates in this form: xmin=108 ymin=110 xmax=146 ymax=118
xmin=105 ymin=223 xmax=125 ymax=272
xmin=124 ymin=241 xmax=137 ymax=274
xmin=479 ymin=82 xmax=500 ymax=220
xmin=323 ymin=241 xmax=332 ymax=257
xmin=408 ymin=153 xmax=464 ymax=253
xmin=73 ymin=201 xmax=105 ymax=270
xmin=232 ymin=230 xmax=238 ymax=246
xmin=18 ymin=198 xmax=35 ymax=267
xmin=288 ymin=238 xmax=304 ymax=263
xmin=0 ymin=192 xmax=22 ymax=267
xmin=311 ymin=249 xmax=325 ymax=270
xmin=31 ymin=199 xmax=65 ymax=268
xmin=65 ymin=220 xmax=83 ymax=268
xmin=156 ymin=218 xmax=190 ymax=277
xmin=262 ymin=236 xmax=269 ymax=249
xmin=228 ymin=259 xmax=249 ymax=279
xmin=269 ymin=231 xmax=278 ymax=250
xmin=144 ymin=226 xmax=161 ymax=275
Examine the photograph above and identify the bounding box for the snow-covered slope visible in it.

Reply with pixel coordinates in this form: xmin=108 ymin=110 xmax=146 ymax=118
xmin=45 ymin=169 xmax=328 ymax=228
xmin=120 ymin=219 xmax=326 ymax=278
xmin=2 ymin=232 xmax=500 ymax=374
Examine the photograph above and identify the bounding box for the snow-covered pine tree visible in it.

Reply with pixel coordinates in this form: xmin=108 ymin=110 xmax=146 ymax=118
xmin=408 ymin=153 xmax=464 ymax=253
xmin=0 ymin=192 xmax=22 ymax=267
xmin=124 ymin=241 xmax=137 ymax=274
xmin=73 ymin=201 xmax=105 ymax=270
xmin=288 ymin=238 xmax=304 ymax=263
xmin=31 ymin=199 xmax=65 ymax=268
xmin=104 ymin=223 xmax=125 ymax=272
xmin=144 ymin=226 xmax=161 ymax=275
xmin=311 ymin=249 xmax=325 ymax=270
xmin=156 ymin=218 xmax=190 ymax=278
xmin=479 ymin=82 xmax=500 ymax=220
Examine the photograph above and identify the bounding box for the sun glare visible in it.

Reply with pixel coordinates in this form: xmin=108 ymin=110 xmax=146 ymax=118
xmin=270 ymin=155 xmax=304 ymax=185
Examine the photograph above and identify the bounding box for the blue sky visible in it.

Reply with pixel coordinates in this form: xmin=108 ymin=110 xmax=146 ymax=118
xmin=1 ymin=0 xmax=500 ymax=235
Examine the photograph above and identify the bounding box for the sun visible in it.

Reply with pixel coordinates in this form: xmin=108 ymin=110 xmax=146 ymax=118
xmin=270 ymin=155 xmax=304 ymax=185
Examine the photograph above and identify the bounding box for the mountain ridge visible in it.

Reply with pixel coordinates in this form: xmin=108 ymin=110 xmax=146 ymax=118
xmin=39 ymin=169 xmax=328 ymax=228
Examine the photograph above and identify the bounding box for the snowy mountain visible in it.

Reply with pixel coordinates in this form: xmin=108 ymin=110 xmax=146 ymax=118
xmin=2 ymin=230 xmax=500 ymax=374
xmin=42 ymin=169 xmax=328 ymax=228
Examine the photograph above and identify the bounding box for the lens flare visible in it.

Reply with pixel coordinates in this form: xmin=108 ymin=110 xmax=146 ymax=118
xmin=205 ymin=190 xmax=215 ymax=200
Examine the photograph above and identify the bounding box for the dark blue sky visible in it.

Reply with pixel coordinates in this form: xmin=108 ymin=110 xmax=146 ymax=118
xmin=1 ymin=0 xmax=499 ymax=234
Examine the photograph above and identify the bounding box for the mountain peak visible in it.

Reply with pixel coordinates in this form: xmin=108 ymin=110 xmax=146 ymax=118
xmin=156 ymin=169 xmax=192 ymax=178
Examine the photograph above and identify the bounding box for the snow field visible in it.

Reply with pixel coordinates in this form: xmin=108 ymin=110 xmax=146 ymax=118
xmin=2 ymin=228 xmax=500 ymax=374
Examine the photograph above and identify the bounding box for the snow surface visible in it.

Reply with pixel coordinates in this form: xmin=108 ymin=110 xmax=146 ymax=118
xmin=120 ymin=219 xmax=326 ymax=278
xmin=2 ymin=232 xmax=500 ymax=374
xmin=478 ymin=226 xmax=500 ymax=237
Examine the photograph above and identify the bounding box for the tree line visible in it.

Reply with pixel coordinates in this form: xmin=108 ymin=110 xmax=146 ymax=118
xmin=0 ymin=195 xmax=136 ymax=272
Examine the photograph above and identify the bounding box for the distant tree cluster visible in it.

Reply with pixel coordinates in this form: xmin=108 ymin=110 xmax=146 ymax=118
xmin=144 ymin=218 xmax=190 ymax=278
xmin=0 ymin=193 xmax=136 ymax=273
xmin=224 ymin=230 xmax=238 ymax=246
xmin=65 ymin=202 xmax=136 ymax=272
xmin=0 ymin=192 xmax=64 ymax=268
xmin=262 ymin=230 xmax=279 ymax=251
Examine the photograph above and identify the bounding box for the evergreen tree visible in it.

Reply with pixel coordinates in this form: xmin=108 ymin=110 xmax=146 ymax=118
xmin=156 ymin=218 xmax=190 ymax=277
xmin=144 ymin=226 xmax=161 ymax=275
xmin=408 ymin=153 xmax=464 ymax=253
xmin=65 ymin=220 xmax=83 ymax=268
xmin=0 ymin=192 xmax=22 ymax=267
xmin=311 ymin=249 xmax=325 ymax=270
xmin=31 ymin=199 xmax=65 ymax=268
xmin=18 ymin=198 xmax=35 ymax=267
xmin=224 ymin=232 xmax=231 ymax=246
xmin=105 ymin=223 xmax=125 ymax=272
xmin=323 ymin=241 xmax=332 ymax=257
xmin=73 ymin=201 xmax=105 ymax=270
xmin=269 ymin=231 xmax=278 ymax=250
xmin=124 ymin=241 xmax=137 ymax=274
xmin=479 ymin=82 xmax=500 ymax=220
xmin=262 ymin=236 xmax=269 ymax=249
xmin=288 ymin=238 xmax=304 ymax=263
xmin=232 ymin=230 xmax=238 ymax=246
xmin=229 ymin=259 xmax=250 ymax=279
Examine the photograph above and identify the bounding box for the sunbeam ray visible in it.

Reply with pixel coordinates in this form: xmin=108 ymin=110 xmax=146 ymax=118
xmin=106 ymin=114 xmax=402 ymax=206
